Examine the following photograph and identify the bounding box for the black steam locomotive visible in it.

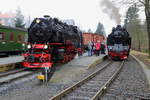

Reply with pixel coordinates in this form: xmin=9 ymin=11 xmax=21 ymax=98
xmin=107 ymin=25 xmax=131 ymax=60
xmin=28 ymin=16 xmax=82 ymax=45
xmin=23 ymin=15 xmax=83 ymax=82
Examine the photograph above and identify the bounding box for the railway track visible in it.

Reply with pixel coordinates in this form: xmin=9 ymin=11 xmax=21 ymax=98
xmin=0 ymin=68 xmax=27 ymax=77
xmin=0 ymin=68 xmax=40 ymax=85
xmin=50 ymin=60 xmax=125 ymax=100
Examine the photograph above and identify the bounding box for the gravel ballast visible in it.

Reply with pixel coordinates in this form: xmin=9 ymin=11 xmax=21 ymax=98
xmin=0 ymin=55 xmax=106 ymax=100
xmin=101 ymin=56 xmax=150 ymax=100
xmin=0 ymin=56 xmax=149 ymax=100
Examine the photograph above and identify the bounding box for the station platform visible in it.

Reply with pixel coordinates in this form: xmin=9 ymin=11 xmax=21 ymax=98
xmin=0 ymin=56 xmax=24 ymax=66
xmin=69 ymin=54 xmax=106 ymax=68
xmin=0 ymin=56 xmax=24 ymax=72
xmin=50 ymin=54 xmax=106 ymax=84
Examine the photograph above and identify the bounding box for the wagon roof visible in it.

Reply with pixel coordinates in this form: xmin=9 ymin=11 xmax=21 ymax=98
xmin=0 ymin=25 xmax=27 ymax=32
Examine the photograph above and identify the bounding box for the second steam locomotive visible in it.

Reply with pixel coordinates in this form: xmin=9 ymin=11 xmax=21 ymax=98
xmin=23 ymin=16 xmax=83 ymax=81
xmin=107 ymin=25 xmax=131 ymax=60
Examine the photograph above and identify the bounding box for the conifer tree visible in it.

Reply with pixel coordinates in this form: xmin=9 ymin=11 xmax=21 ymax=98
xmin=14 ymin=8 xmax=25 ymax=28
xmin=95 ymin=22 xmax=106 ymax=36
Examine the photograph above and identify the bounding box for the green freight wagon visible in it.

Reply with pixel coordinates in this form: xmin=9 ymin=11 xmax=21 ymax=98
xmin=0 ymin=25 xmax=27 ymax=56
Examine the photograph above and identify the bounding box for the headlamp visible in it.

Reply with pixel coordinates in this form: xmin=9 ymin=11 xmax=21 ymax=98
xmin=27 ymin=45 xmax=31 ymax=49
xmin=124 ymin=46 xmax=129 ymax=50
xmin=22 ymin=43 xmax=25 ymax=46
xmin=44 ymin=45 xmax=48 ymax=49
xmin=36 ymin=19 xmax=40 ymax=23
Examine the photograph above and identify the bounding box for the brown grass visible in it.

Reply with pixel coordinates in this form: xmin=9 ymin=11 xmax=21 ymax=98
xmin=131 ymin=50 xmax=150 ymax=69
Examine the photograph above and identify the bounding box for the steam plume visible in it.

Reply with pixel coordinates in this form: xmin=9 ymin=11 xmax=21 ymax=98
xmin=100 ymin=0 xmax=121 ymax=24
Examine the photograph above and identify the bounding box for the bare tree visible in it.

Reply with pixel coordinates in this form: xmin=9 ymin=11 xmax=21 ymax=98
xmin=144 ymin=0 xmax=150 ymax=57
xmin=124 ymin=4 xmax=143 ymax=51
xmin=111 ymin=0 xmax=150 ymax=57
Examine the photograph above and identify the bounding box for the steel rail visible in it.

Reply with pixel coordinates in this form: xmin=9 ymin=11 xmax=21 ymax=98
xmin=0 ymin=70 xmax=41 ymax=85
xmin=49 ymin=61 xmax=112 ymax=100
xmin=91 ymin=60 xmax=125 ymax=100
xmin=0 ymin=68 xmax=28 ymax=78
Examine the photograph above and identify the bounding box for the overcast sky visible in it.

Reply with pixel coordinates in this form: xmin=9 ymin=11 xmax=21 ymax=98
xmin=0 ymin=0 xmax=130 ymax=35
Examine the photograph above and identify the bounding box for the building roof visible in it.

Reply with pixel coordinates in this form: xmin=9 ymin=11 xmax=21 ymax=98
xmin=0 ymin=14 xmax=14 ymax=18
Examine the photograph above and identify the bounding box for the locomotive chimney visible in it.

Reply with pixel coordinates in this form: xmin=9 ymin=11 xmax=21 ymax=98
xmin=44 ymin=15 xmax=50 ymax=20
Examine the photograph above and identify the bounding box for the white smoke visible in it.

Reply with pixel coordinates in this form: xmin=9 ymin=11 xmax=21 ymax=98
xmin=100 ymin=0 xmax=121 ymax=24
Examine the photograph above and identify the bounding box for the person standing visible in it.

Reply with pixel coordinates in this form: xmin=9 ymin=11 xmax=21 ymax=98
xmin=100 ymin=42 xmax=105 ymax=54
xmin=95 ymin=41 xmax=101 ymax=56
xmin=87 ymin=41 xmax=93 ymax=56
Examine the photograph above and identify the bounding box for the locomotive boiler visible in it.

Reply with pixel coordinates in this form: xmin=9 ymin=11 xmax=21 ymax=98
xmin=107 ymin=25 xmax=131 ymax=60
xmin=23 ymin=15 xmax=83 ymax=82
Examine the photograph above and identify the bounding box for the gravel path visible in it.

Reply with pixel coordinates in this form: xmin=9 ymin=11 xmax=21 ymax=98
xmin=101 ymin=56 xmax=150 ymax=100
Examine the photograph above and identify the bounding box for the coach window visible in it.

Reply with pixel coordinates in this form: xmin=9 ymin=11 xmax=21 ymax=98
xmin=18 ymin=35 xmax=22 ymax=42
xmin=0 ymin=32 xmax=4 ymax=40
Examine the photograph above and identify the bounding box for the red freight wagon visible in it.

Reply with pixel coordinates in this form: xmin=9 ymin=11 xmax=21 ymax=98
xmin=82 ymin=33 xmax=105 ymax=45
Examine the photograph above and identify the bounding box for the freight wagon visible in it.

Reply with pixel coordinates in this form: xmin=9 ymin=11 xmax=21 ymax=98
xmin=82 ymin=33 xmax=105 ymax=46
xmin=0 ymin=25 xmax=27 ymax=56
